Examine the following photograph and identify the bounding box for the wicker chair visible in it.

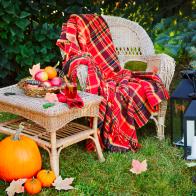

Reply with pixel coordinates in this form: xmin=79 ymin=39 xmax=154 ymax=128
xmin=60 ymin=15 xmax=176 ymax=140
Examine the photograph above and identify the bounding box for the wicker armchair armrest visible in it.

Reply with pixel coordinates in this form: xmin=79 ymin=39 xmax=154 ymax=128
xmin=146 ymin=54 xmax=176 ymax=90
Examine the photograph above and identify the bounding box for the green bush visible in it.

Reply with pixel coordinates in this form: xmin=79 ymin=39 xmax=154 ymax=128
xmin=0 ymin=0 xmax=195 ymax=85
xmin=0 ymin=0 xmax=99 ymax=84
xmin=101 ymin=0 xmax=194 ymax=34
xmin=0 ymin=0 xmax=63 ymax=82
xmin=152 ymin=14 xmax=196 ymax=65
xmin=101 ymin=0 xmax=195 ymax=65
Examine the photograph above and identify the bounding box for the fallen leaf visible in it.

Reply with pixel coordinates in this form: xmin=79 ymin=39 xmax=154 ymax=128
xmin=152 ymin=65 xmax=158 ymax=74
xmin=6 ymin=179 xmax=26 ymax=196
xmin=29 ymin=63 xmax=41 ymax=78
xmin=42 ymin=103 xmax=55 ymax=109
xmin=186 ymin=162 xmax=196 ymax=167
xmin=52 ymin=176 xmax=74 ymax=191
xmin=130 ymin=159 xmax=147 ymax=175
xmin=44 ymin=93 xmax=59 ymax=103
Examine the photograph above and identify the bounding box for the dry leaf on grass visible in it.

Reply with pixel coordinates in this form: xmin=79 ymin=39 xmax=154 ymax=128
xmin=52 ymin=176 xmax=74 ymax=191
xmin=186 ymin=162 xmax=196 ymax=167
xmin=5 ymin=179 xmax=26 ymax=196
xmin=130 ymin=159 xmax=147 ymax=175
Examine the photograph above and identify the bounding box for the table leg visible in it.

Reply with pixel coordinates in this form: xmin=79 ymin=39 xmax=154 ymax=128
xmin=50 ymin=131 xmax=59 ymax=177
xmin=92 ymin=117 xmax=105 ymax=162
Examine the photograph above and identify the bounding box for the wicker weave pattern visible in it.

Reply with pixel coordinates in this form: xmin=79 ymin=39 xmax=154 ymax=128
xmin=0 ymin=85 xmax=102 ymax=131
xmin=102 ymin=15 xmax=155 ymax=57
xmin=0 ymin=85 xmax=101 ymax=115
xmin=17 ymin=78 xmax=67 ymax=98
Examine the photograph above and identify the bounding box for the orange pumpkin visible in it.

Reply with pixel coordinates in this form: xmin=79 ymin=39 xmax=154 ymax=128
xmin=37 ymin=170 xmax=56 ymax=187
xmin=24 ymin=178 xmax=42 ymax=195
xmin=0 ymin=125 xmax=42 ymax=182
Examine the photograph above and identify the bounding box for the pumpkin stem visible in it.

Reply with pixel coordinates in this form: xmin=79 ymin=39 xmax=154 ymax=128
xmin=13 ymin=122 xmax=25 ymax=141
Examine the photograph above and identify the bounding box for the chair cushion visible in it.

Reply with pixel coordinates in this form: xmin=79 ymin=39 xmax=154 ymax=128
xmin=124 ymin=61 xmax=147 ymax=71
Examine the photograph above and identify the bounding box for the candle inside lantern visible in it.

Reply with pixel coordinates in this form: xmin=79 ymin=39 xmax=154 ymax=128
xmin=186 ymin=120 xmax=195 ymax=147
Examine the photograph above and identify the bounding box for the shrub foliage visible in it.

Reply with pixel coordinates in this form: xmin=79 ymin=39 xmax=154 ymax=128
xmin=0 ymin=0 xmax=195 ymax=84
xmin=0 ymin=0 xmax=97 ymax=84
xmin=153 ymin=14 xmax=196 ymax=66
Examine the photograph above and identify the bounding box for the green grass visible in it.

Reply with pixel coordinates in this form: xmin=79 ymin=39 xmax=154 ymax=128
xmin=0 ymin=112 xmax=195 ymax=196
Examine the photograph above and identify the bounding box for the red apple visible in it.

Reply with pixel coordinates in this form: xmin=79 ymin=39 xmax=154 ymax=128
xmin=50 ymin=77 xmax=62 ymax=87
xmin=35 ymin=71 xmax=48 ymax=82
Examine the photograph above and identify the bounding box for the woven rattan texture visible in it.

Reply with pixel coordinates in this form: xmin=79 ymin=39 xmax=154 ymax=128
xmin=0 ymin=85 xmax=101 ymax=115
xmin=0 ymin=85 xmax=102 ymax=131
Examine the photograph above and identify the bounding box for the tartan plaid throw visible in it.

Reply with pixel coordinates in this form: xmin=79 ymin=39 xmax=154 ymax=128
xmin=56 ymin=14 xmax=169 ymax=152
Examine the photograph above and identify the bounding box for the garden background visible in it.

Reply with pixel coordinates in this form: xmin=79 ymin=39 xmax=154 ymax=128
xmin=0 ymin=0 xmax=196 ymax=195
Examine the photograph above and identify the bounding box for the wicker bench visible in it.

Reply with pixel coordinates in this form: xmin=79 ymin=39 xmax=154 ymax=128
xmin=0 ymin=85 xmax=105 ymax=176
xmin=61 ymin=15 xmax=176 ymax=140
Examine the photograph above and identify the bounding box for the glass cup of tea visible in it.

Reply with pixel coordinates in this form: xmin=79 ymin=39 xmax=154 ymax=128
xmin=64 ymin=82 xmax=77 ymax=99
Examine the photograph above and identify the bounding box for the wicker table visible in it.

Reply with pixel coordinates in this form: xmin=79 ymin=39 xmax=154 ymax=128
xmin=0 ymin=85 xmax=105 ymax=176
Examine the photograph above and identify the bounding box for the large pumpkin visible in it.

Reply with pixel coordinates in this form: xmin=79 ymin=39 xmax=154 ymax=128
xmin=0 ymin=124 xmax=42 ymax=182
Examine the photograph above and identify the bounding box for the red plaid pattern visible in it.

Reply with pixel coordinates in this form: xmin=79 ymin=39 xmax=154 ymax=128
xmin=56 ymin=14 xmax=169 ymax=152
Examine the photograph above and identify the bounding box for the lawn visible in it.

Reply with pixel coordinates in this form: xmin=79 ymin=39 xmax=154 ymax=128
xmin=0 ymin=112 xmax=195 ymax=195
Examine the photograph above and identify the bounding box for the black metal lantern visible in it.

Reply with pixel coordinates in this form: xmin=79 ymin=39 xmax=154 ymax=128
xmin=170 ymin=70 xmax=196 ymax=158
xmin=180 ymin=70 xmax=196 ymax=99
xmin=170 ymin=79 xmax=192 ymax=146
xmin=183 ymin=100 xmax=196 ymax=160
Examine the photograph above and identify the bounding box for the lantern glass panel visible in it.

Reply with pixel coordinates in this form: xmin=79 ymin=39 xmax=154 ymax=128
xmin=172 ymin=100 xmax=189 ymax=146
xmin=170 ymin=79 xmax=193 ymax=146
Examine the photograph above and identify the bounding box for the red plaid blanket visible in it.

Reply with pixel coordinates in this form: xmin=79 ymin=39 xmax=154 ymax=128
xmin=56 ymin=14 xmax=169 ymax=152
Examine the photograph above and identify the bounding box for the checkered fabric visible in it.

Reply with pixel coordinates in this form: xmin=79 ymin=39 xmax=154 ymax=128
xmin=56 ymin=14 xmax=169 ymax=152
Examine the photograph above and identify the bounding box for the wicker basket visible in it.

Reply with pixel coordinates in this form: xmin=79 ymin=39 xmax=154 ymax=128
xmin=18 ymin=78 xmax=66 ymax=98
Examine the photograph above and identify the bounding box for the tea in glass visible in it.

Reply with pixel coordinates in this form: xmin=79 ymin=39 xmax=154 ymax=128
xmin=65 ymin=83 xmax=77 ymax=99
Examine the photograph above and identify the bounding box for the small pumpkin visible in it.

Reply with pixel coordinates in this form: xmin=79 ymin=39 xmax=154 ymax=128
xmin=37 ymin=169 xmax=56 ymax=187
xmin=24 ymin=178 xmax=42 ymax=195
xmin=0 ymin=123 xmax=42 ymax=182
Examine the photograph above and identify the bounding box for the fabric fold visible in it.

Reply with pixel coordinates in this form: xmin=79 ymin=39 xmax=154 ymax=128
xmin=57 ymin=92 xmax=84 ymax=108
xmin=56 ymin=14 xmax=169 ymax=152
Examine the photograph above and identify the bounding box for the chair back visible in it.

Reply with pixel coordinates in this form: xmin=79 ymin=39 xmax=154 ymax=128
xmin=102 ymin=15 xmax=155 ymax=66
